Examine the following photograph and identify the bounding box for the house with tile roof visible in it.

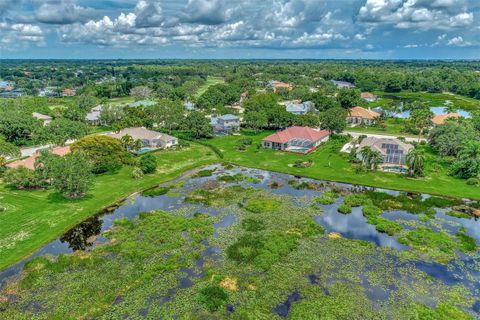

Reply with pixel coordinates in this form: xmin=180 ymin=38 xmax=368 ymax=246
xmin=431 ymin=113 xmax=462 ymax=126
xmin=361 ymin=92 xmax=377 ymax=102
xmin=262 ymin=126 xmax=330 ymax=154
xmin=211 ymin=114 xmax=241 ymax=133
xmin=347 ymin=106 xmax=381 ymax=126
xmin=107 ymin=127 xmax=178 ymax=149
xmin=6 ymin=146 xmax=70 ymax=170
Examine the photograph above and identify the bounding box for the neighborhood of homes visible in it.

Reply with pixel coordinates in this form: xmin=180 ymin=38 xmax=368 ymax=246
xmin=4 ymin=78 xmax=465 ymax=176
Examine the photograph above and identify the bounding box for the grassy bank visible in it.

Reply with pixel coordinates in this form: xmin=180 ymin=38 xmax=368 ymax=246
xmin=345 ymin=118 xmax=424 ymax=138
xmin=0 ymin=144 xmax=217 ymax=271
xmin=208 ymin=132 xmax=480 ymax=200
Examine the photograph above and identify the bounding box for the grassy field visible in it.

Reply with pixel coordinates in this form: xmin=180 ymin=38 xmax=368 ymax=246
xmin=0 ymin=144 xmax=218 ymax=271
xmin=208 ymin=132 xmax=479 ymax=200
xmin=195 ymin=76 xmax=225 ymax=98
xmin=345 ymin=118 xmax=423 ymax=138
xmin=370 ymin=91 xmax=480 ymax=112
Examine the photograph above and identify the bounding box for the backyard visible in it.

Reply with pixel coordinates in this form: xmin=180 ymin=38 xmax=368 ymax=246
xmin=207 ymin=132 xmax=480 ymax=200
xmin=0 ymin=143 xmax=217 ymax=271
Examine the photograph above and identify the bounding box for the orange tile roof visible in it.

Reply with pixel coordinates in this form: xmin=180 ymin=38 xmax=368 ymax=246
xmin=6 ymin=146 xmax=70 ymax=170
xmin=263 ymin=126 xmax=330 ymax=144
xmin=431 ymin=113 xmax=461 ymax=125
xmin=348 ymin=106 xmax=380 ymax=120
xmin=361 ymin=92 xmax=376 ymax=99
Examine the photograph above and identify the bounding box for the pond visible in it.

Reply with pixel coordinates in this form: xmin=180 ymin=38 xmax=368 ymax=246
xmin=0 ymin=164 xmax=479 ymax=319
xmin=389 ymin=106 xmax=471 ymax=119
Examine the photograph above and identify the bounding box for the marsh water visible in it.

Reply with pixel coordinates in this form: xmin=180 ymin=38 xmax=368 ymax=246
xmin=1 ymin=164 xmax=479 ymax=317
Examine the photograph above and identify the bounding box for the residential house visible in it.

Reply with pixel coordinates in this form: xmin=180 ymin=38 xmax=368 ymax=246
xmin=0 ymin=89 xmax=23 ymax=98
xmin=62 ymin=88 xmax=76 ymax=97
xmin=347 ymin=106 xmax=380 ymax=126
xmin=268 ymin=80 xmax=293 ymax=92
xmin=240 ymin=91 xmax=249 ymax=104
xmin=107 ymin=127 xmax=178 ymax=149
xmin=431 ymin=113 xmax=462 ymax=126
xmin=184 ymin=101 xmax=195 ymax=111
xmin=85 ymin=105 xmax=103 ymax=125
xmin=286 ymin=101 xmax=315 ymax=115
xmin=357 ymin=137 xmax=414 ymax=173
xmin=6 ymin=146 xmax=70 ymax=170
xmin=330 ymin=80 xmax=356 ymax=89
xmin=32 ymin=112 xmax=52 ymax=126
xmin=361 ymin=92 xmax=377 ymax=102
xmin=262 ymin=126 xmax=330 ymax=154
xmin=0 ymin=81 xmax=14 ymax=91
xmin=211 ymin=114 xmax=241 ymax=133
xmin=128 ymin=100 xmax=157 ymax=108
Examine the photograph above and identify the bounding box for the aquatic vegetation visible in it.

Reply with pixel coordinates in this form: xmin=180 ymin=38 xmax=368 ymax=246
xmin=245 ymin=197 xmax=281 ymax=213
xmin=343 ymin=194 xmax=370 ymax=207
xmin=241 ymin=218 xmax=266 ymax=231
xmin=338 ymin=203 xmax=352 ymax=214
xmin=141 ymin=186 xmax=170 ymax=197
xmin=315 ymin=191 xmax=339 ymax=205
xmin=194 ymin=169 xmax=215 ymax=178
xmin=446 ymin=210 xmax=471 ymax=219
xmin=0 ymin=167 xmax=477 ymax=319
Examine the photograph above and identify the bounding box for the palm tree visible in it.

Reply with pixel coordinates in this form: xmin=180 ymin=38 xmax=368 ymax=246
xmin=369 ymin=150 xmax=383 ymax=171
xmin=406 ymin=148 xmax=425 ymax=177
xmin=120 ymin=134 xmax=134 ymax=150
xmin=360 ymin=147 xmax=373 ymax=170
xmin=459 ymin=141 xmax=480 ymax=159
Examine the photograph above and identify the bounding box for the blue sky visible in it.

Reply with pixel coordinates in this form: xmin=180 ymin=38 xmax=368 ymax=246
xmin=0 ymin=0 xmax=479 ymax=59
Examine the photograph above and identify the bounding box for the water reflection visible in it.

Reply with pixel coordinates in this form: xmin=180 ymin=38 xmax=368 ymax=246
xmin=60 ymin=216 xmax=102 ymax=251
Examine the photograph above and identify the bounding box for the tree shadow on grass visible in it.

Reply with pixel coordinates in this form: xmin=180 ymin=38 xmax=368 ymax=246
xmin=47 ymin=191 xmax=93 ymax=204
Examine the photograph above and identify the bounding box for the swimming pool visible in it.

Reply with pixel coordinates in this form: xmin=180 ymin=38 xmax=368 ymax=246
xmin=137 ymin=147 xmax=154 ymax=155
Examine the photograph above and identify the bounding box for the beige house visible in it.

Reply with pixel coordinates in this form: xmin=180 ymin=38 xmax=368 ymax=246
xmin=347 ymin=106 xmax=380 ymax=126
xmin=107 ymin=127 xmax=178 ymax=149
xmin=357 ymin=137 xmax=414 ymax=173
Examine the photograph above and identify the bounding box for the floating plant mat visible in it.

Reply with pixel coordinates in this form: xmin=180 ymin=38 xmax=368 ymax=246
xmin=0 ymin=164 xmax=479 ymax=319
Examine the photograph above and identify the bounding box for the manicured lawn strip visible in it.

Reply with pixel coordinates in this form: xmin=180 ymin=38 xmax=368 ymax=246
xmin=207 ymin=133 xmax=480 ymax=200
xmin=195 ymin=76 xmax=225 ymax=98
xmin=0 ymin=144 xmax=217 ymax=271
xmin=345 ymin=119 xmax=424 ymax=138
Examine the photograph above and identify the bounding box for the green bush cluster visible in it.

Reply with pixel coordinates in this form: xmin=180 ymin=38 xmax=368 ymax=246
xmin=141 ymin=186 xmax=170 ymax=197
xmin=315 ymin=191 xmax=339 ymax=205
xmin=199 ymin=286 xmax=229 ymax=312
xmin=362 ymin=205 xmax=403 ymax=235
xmin=245 ymin=198 xmax=281 ymax=213
xmin=338 ymin=203 xmax=352 ymax=214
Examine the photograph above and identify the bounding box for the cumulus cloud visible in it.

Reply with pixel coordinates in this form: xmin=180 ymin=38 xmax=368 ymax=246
xmin=182 ymin=0 xmax=229 ymax=25
xmin=0 ymin=22 xmax=45 ymax=49
xmin=34 ymin=0 xmax=95 ymax=24
xmin=358 ymin=0 xmax=474 ymax=30
xmin=446 ymin=36 xmax=471 ymax=46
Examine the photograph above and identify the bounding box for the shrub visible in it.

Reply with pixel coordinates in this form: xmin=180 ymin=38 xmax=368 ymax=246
xmin=466 ymin=177 xmax=479 ymax=186
xmin=456 ymin=228 xmax=477 ymax=252
xmin=139 ymin=154 xmax=157 ymax=174
xmin=132 ymin=167 xmax=144 ymax=180
xmin=3 ymin=167 xmax=41 ymax=189
xmin=338 ymin=203 xmax=352 ymax=214
xmin=199 ymin=286 xmax=229 ymax=312
xmin=226 ymin=235 xmax=264 ymax=263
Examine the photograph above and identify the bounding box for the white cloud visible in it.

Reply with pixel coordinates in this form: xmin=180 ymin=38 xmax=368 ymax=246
xmin=35 ymin=0 xmax=95 ymax=24
xmin=0 ymin=23 xmax=46 ymax=49
xmin=446 ymin=36 xmax=471 ymax=46
xmin=358 ymin=0 xmax=474 ymax=30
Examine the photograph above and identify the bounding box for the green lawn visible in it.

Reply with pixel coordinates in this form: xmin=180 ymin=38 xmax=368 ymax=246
xmin=108 ymin=96 xmax=136 ymax=105
xmin=345 ymin=119 xmax=423 ymax=138
xmin=370 ymin=91 xmax=480 ymax=112
xmin=208 ymin=132 xmax=480 ymax=200
xmin=195 ymin=76 xmax=225 ymax=98
xmin=0 ymin=144 xmax=218 ymax=271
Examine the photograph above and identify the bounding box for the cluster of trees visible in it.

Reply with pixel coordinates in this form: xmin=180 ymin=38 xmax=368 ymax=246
xmin=429 ymin=117 xmax=480 ymax=180
xmin=3 ymin=150 xmax=93 ymax=198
